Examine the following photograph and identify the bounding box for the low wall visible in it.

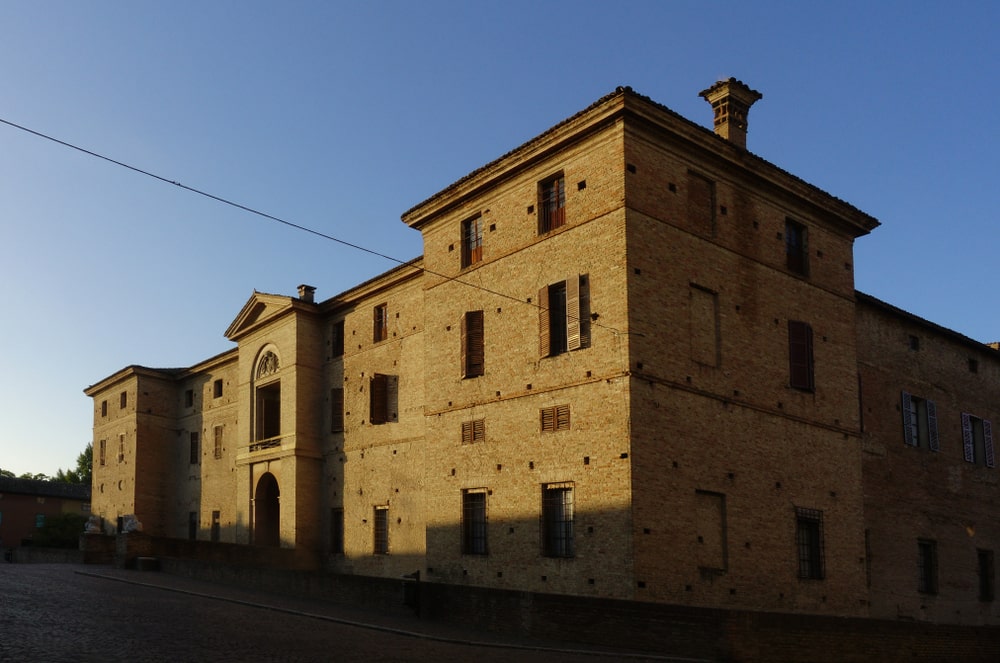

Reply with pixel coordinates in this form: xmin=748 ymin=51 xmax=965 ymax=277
xmin=8 ymin=547 xmax=85 ymax=564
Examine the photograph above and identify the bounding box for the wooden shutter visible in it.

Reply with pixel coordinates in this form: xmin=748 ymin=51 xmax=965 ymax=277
xmin=463 ymin=310 xmax=484 ymax=377
xmin=985 ymin=420 xmax=995 ymax=468
xmin=473 ymin=418 xmax=485 ymax=442
xmin=461 ymin=420 xmax=473 ymax=444
xmin=788 ymin=321 xmax=814 ymax=391
xmin=961 ymin=413 xmax=974 ymax=463
xmin=538 ymin=285 xmax=551 ymax=357
xmin=370 ymin=374 xmax=387 ymax=425
xmin=556 ymin=404 xmax=570 ymax=430
xmin=541 ymin=406 xmax=555 ymax=432
xmin=566 ymin=276 xmax=581 ymax=351
xmin=927 ymin=400 xmax=940 ymax=452
xmin=901 ymin=391 xmax=916 ymax=446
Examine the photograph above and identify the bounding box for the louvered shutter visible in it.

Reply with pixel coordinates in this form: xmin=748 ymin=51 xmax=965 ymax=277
xmin=541 ymin=406 xmax=555 ymax=432
xmin=566 ymin=276 xmax=581 ymax=351
xmin=556 ymin=404 xmax=570 ymax=430
xmin=538 ymin=285 xmax=551 ymax=357
xmin=926 ymin=399 xmax=940 ymax=452
xmin=370 ymin=374 xmax=387 ymax=425
xmin=461 ymin=420 xmax=473 ymax=444
xmin=473 ymin=418 xmax=485 ymax=442
xmin=985 ymin=420 xmax=995 ymax=468
xmin=387 ymin=375 xmax=398 ymax=422
xmin=961 ymin=413 xmax=974 ymax=463
xmin=464 ymin=311 xmax=484 ymax=377
xmin=901 ymin=391 xmax=915 ymax=446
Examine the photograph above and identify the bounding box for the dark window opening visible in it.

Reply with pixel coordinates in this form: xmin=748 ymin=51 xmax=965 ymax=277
xmin=539 ymin=176 xmax=566 ymax=234
xmin=184 ymin=389 xmax=194 ymax=408
xmin=462 ymin=310 xmax=485 ymax=378
xmin=331 ymin=387 xmax=345 ymax=433
xmin=918 ymin=539 xmax=938 ymax=594
xmin=373 ymin=304 xmax=388 ymax=343
xmin=785 ymin=219 xmax=808 ymax=275
xmin=902 ymin=391 xmax=940 ymax=451
xmin=332 ymin=320 xmax=345 ymax=357
xmin=189 ymin=432 xmax=200 ymax=464
xmin=788 ymin=320 xmax=815 ymax=391
xmin=962 ymin=413 xmax=995 ymax=467
xmin=188 ymin=512 xmax=197 ymax=541
xmin=373 ymin=506 xmax=389 ymax=555
xmin=255 ymin=382 xmax=281 ymax=441
xmin=796 ymin=507 xmax=824 ymax=580
xmin=979 ymin=549 xmax=995 ymax=602
xmin=462 ymin=489 xmax=488 ymax=555
xmin=461 ymin=215 xmax=483 ymax=268
xmin=539 ymin=276 xmax=589 ymax=358
xmin=331 ymin=508 xmax=344 ymax=555
xmin=542 ymin=483 xmax=574 ymax=558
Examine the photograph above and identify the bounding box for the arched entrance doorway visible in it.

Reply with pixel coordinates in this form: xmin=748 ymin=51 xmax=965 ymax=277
xmin=254 ymin=472 xmax=280 ymax=547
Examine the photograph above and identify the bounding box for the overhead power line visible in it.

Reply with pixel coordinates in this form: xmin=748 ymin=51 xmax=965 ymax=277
xmin=0 ymin=116 xmax=623 ymax=335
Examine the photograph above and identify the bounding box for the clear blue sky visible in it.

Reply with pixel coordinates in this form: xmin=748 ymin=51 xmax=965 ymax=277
xmin=1 ymin=1 xmax=997 ymax=476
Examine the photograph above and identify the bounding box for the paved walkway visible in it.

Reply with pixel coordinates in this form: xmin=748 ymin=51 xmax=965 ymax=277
xmin=0 ymin=564 xmax=707 ymax=662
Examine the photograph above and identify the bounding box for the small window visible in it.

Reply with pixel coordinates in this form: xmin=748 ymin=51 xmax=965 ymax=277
xmin=118 ymin=435 xmax=125 ymax=463
xmin=462 ymin=489 xmax=488 ymax=555
xmin=120 ymin=391 xmax=127 ymax=409
xmin=369 ymin=374 xmax=397 ymax=425
xmin=332 ymin=320 xmax=345 ymax=358
xmin=539 ymin=275 xmax=590 ymax=358
xmin=961 ymin=413 xmax=995 ymax=467
xmin=788 ymin=321 xmax=815 ymax=391
xmin=99 ymin=439 xmax=106 ymax=467
xmin=213 ymin=379 xmax=223 ymax=399
xmin=210 ymin=510 xmax=220 ymax=543
xmin=908 ymin=335 xmax=920 ymax=351
xmin=901 ymin=392 xmax=940 ymax=451
xmin=189 ymin=432 xmax=200 ymax=464
xmin=101 ymin=400 xmax=108 ymax=417
xmin=462 ymin=310 xmax=485 ymax=378
xmin=979 ymin=549 xmax=995 ymax=602
xmin=461 ymin=215 xmax=483 ymax=268
xmin=795 ymin=507 xmax=825 ymax=580
xmin=785 ymin=219 xmax=808 ymax=275
xmin=918 ymin=539 xmax=938 ymax=594
xmin=969 ymin=358 xmax=979 ymax=374
xmin=184 ymin=389 xmax=194 ymax=408
xmin=373 ymin=304 xmax=388 ymax=343
xmin=542 ymin=483 xmax=574 ymax=558
xmin=35 ymin=514 xmax=46 ymax=528
xmin=373 ymin=506 xmax=389 ymax=555
xmin=331 ymin=387 xmax=345 ymax=433
xmin=213 ymin=425 xmax=223 ymax=459
xmin=538 ymin=175 xmax=566 ymax=234
xmin=461 ymin=419 xmax=485 ymax=444
xmin=540 ymin=404 xmax=570 ymax=432
xmin=331 ymin=508 xmax=345 ymax=555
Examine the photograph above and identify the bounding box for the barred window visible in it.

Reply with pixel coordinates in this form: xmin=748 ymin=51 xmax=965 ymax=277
xmin=542 ymin=483 xmax=574 ymax=558
xmin=373 ymin=506 xmax=389 ymax=555
xmin=795 ymin=507 xmax=824 ymax=580
xmin=461 ymin=215 xmax=483 ymax=268
xmin=462 ymin=489 xmax=488 ymax=555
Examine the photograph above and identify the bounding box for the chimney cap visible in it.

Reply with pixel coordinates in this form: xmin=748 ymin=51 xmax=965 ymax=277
xmin=698 ymin=78 xmax=762 ymax=149
xmin=297 ymin=284 xmax=316 ymax=303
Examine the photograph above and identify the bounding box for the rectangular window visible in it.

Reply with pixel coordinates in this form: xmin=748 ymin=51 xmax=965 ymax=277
xmin=120 ymin=391 xmax=127 ymax=409
xmin=461 ymin=215 xmax=483 ymax=268
xmin=979 ymin=549 xmax=995 ymax=602
xmin=373 ymin=506 xmax=389 ymax=555
xmin=461 ymin=419 xmax=485 ymax=444
xmin=331 ymin=508 xmax=344 ymax=555
xmin=462 ymin=310 xmax=485 ymax=378
xmin=331 ymin=387 xmax=345 ymax=433
xmin=188 ymin=512 xmax=197 ymax=541
xmin=213 ymin=425 xmax=223 ymax=459
xmin=687 ymin=170 xmax=717 ymax=236
xmin=332 ymin=320 xmax=345 ymax=358
xmin=35 ymin=514 xmax=45 ymax=528
xmin=961 ymin=413 xmax=995 ymax=467
xmin=101 ymin=400 xmax=107 ymax=417
xmin=373 ymin=304 xmax=388 ymax=343
xmin=118 ymin=434 xmax=125 ymax=463
xmin=189 ymin=432 xmax=200 ymax=464
xmin=539 ymin=275 xmax=589 ymax=357
xmin=795 ymin=507 xmax=825 ymax=580
xmin=99 ymin=439 xmax=106 ymax=466
xmin=695 ymin=490 xmax=728 ymax=571
xmin=210 ymin=510 xmax=220 ymax=543
xmin=785 ymin=219 xmax=808 ymax=275
xmin=689 ymin=284 xmax=720 ymax=367
xmin=788 ymin=320 xmax=815 ymax=391
xmin=369 ymin=374 xmax=396 ymax=425
xmin=542 ymin=483 xmax=574 ymax=558
xmin=213 ymin=379 xmax=223 ymax=399
xmin=539 ymin=175 xmax=566 ymax=234
xmin=462 ymin=489 xmax=488 ymax=555
xmin=918 ymin=539 xmax=938 ymax=594
xmin=184 ymin=389 xmax=194 ymax=408
xmin=901 ymin=392 xmax=940 ymax=451
xmin=540 ymin=404 xmax=570 ymax=432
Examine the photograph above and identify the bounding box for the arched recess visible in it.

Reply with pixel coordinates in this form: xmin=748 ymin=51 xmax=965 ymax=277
xmin=254 ymin=472 xmax=280 ymax=547
xmin=253 ymin=347 xmax=281 ymax=444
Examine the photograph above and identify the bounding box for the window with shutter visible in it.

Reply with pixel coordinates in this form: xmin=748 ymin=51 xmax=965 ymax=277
xmin=331 ymin=387 xmax=345 ymax=433
xmin=370 ymin=374 xmax=388 ymax=425
xmin=461 ymin=215 xmax=483 ymax=268
xmin=462 ymin=310 xmax=485 ymax=378
xmin=785 ymin=219 xmax=808 ymax=276
xmin=540 ymin=405 xmax=570 ymax=432
xmin=373 ymin=304 xmax=388 ymax=343
xmin=962 ymin=413 xmax=992 ymax=466
xmin=539 ymin=275 xmax=590 ymax=358
xmin=539 ymin=175 xmax=566 ymax=234
xmin=461 ymin=419 xmax=485 ymax=444
xmin=787 ymin=321 xmax=814 ymax=391
xmin=901 ymin=391 xmax=939 ymax=451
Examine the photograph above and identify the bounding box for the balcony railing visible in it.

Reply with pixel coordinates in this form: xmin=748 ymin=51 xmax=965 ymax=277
xmin=248 ymin=436 xmax=284 ymax=453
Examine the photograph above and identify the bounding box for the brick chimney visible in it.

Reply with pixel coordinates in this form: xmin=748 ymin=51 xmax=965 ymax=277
xmin=699 ymin=78 xmax=762 ymax=149
xmin=297 ymin=284 xmax=316 ymax=303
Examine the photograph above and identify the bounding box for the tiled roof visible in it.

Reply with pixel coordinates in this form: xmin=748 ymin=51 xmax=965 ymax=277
xmin=0 ymin=476 xmax=91 ymax=500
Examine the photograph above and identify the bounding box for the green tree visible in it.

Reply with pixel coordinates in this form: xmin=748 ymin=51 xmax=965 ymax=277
xmin=19 ymin=472 xmax=52 ymax=481
xmin=33 ymin=513 xmax=88 ymax=548
xmin=0 ymin=468 xmax=13 ymax=478
xmin=54 ymin=443 xmax=92 ymax=485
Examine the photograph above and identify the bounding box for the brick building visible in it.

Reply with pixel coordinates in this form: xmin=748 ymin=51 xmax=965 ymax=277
xmin=0 ymin=477 xmax=91 ymax=548
xmin=84 ymin=80 xmax=998 ymax=625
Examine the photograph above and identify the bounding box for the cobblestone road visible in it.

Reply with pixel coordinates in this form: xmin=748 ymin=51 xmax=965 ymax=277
xmin=0 ymin=564 xmax=687 ymax=662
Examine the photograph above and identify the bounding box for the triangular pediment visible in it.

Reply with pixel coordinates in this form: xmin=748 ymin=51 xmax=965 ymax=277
xmin=224 ymin=291 xmax=296 ymax=340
